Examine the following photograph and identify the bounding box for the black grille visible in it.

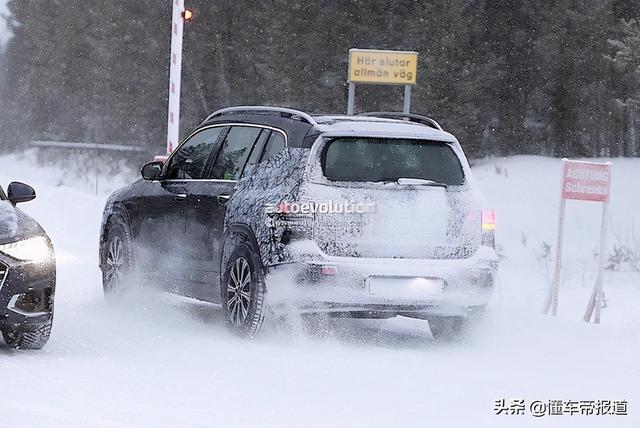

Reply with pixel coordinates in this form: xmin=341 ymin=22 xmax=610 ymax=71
xmin=0 ymin=261 xmax=7 ymax=288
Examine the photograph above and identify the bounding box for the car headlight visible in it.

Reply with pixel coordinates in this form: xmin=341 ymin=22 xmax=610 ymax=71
xmin=0 ymin=236 xmax=53 ymax=263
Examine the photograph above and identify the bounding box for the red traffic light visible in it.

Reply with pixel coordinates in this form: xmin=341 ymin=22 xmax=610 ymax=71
xmin=182 ymin=9 xmax=194 ymax=21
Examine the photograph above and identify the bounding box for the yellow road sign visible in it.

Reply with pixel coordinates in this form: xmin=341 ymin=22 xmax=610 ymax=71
xmin=348 ymin=49 xmax=418 ymax=85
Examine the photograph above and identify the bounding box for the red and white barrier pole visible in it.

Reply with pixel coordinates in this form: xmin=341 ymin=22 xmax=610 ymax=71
xmin=166 ymin=0 xmax=185 ymax=154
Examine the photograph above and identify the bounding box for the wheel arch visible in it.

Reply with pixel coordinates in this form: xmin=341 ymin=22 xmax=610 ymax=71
xmin=99 ymin=203 xmax=133 ymax=267
xmin=219 ymin=223 xmax=263 ymax=276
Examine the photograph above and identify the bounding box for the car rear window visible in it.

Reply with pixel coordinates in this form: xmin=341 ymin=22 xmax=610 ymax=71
xmin=321 ymin=138 xmax=465 ymax=185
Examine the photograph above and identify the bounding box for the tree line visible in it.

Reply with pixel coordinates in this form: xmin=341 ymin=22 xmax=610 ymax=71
xmin=1 ymin=0 xmax=640 ymax=159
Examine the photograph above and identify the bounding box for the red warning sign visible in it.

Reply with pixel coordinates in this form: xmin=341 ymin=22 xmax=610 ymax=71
xmin=561 ymin=160 xmax=611 ymax=203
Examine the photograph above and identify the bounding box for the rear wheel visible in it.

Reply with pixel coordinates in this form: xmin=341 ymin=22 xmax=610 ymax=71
xmin=221 ymin=243 xmax=267 ymax=338
xmin=2 ymin=320 xmax=52 ymax=350
xmin=102 ymin=221 xmax=135 ymax=297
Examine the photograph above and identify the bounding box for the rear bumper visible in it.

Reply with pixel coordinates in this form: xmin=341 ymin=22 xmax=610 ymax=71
xmin=0 ymin=255 xmax=55 ymax=331
xmin=265 ymin=245 xmax=497 ymax=317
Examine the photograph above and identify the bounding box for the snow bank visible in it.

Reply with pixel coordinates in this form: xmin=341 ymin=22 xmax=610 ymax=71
xmin=0 ymin=152 xmax=638 ymax=427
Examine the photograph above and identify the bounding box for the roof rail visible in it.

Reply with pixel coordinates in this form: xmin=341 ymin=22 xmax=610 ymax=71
xmin=357 ymin=112 xmax=443 ymax=131
xmin=205 ymin=106 xmax=317 ymax=126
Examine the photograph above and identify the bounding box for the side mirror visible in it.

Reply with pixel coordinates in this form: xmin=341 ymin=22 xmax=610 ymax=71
xmin=141 ymin=161 xmax=164 ymax=181
xmin=7 ymin=182 xmax=36 ymax=204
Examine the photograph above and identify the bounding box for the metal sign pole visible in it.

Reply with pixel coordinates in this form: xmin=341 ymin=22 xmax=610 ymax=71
xmin=584 ymin=195 xmax=610 ymax=323
xmin=593 ymin=200 xmax=609 ymax=323
xmin=544 ymin=197 xmax=566 ymax=316
xmin=95 ymin=148 xmax=99 ymax=195
xmin=347 ymin=82 xmax=356 ymax=115
xmin=166 ymin=0 xmax=185 ymax=154
xmin=403 ymin=85 xmax=411 ymax=114
xmin=543 ymin=159 xmax=568 ymax=316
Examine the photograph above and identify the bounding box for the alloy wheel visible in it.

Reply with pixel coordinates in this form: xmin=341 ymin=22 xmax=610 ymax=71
xmin=226 ymin=257 xmax=252 ymax=326
xmin=105 ymin=236 xmax=124 ymax=293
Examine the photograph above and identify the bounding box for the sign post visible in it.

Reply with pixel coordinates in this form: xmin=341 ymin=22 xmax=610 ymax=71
xmin=544 ymin=187 xmax=566 ymax=317
xmin=166 ymin=0 xmax=186 ymax=154
xmin=403 ymin=84 xmax=412 ymax=114
xmin=543 ymin=159 xmax=612 ymax=322
xmin=347 ymin=49 xmax=418 ymax=115
xmin=584 ymin=194 xmax=610 ymax=323
xmin=347 ymin=82 xmax=356 ymax=115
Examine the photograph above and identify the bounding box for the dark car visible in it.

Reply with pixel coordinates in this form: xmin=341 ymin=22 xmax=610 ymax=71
xmin=0 ymin=182 xmax=55 ymax=349
xmin=99 ymin=107 xmax=497 ymax=340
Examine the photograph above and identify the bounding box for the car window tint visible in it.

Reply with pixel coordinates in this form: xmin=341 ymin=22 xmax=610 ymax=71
xmin=210 ymin=126 xmax=262 ymax=180
xmin=164 ymin=127 xmax=224 ymax=179
xmin=246 ymin=130 xmax=271 ymax=167
xmin=322 ymin=138 xmax=465 ymax=185
xmin=259 ymin=132 xmax=285 ymax=163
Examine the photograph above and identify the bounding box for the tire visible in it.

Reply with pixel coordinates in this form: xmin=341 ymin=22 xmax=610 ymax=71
xmin=221 ymin=243 xmax=267 ymax=338
xmin=428 ymin=316 xmax=468 ymax=342
xmin=102 ymin=220 xmax=135 ymax=297
xmin=2 ymin=320 xmax=52 ymax=350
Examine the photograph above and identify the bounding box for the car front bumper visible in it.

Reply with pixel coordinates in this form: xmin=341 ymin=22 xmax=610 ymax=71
xmin=0 ymin=254 xmax=56 ymax=331
xmin=266 ymin=245 xmax=498 ymax=317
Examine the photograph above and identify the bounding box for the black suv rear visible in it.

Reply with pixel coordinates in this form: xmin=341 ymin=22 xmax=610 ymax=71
xmin=99 ymin=107 xmax=497 ymax=340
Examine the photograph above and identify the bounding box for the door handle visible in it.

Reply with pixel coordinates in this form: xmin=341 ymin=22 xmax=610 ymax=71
xmin=217 ymin=194 xmax=230 ymax=205
xmin=174 ymin=193 xmax=187 ymax=201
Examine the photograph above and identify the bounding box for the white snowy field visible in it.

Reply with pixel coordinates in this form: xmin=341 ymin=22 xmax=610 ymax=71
xmin=0 ymin=151 xmax=638 ymax=428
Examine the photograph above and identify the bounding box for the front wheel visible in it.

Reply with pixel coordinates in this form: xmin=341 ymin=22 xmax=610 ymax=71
xmin=2 ymin=320 xmax=52 ymax=350
xmin=102 ymin=221 xmax=135 ymax=297
xmin=221 ymin=243 xmax=267 ymax=338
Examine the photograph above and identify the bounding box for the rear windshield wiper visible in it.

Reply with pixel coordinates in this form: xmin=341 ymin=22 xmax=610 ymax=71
xmin=397 ymin=178 xmax=448 ymax=188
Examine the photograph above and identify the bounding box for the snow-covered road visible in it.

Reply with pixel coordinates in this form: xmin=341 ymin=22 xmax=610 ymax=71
xmin=1 ymin=152 xmax=638 ymax=427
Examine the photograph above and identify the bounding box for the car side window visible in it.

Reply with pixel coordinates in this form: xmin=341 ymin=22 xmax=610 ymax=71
xmin=164 ymin=127 xmax=224 ymax=180
xmin=209 ymin=126 xmax=262 ymax=180
xmin=244 ymin=130 xmax=271 ymax=169
xmin=259 ymin=132 xmax=286 ymax=163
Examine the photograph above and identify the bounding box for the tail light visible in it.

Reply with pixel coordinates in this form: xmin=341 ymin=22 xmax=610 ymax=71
xmin=274 ymin=202 xmax=314 ymax=224
xmin=320 ymin=265 xmax=337 ymax=275
xmin=302 ymin=264 xmax=338 ymax=283
xmin=265 ymin=201 xmax=313 ymax=241
xmin=481 ymin=209 xmax=496 ymax=247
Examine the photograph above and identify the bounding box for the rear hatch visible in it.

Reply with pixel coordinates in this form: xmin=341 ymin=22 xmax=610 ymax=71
xmin=301 ymin=137 xmax=481 ymax=259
